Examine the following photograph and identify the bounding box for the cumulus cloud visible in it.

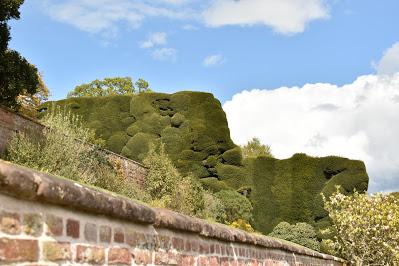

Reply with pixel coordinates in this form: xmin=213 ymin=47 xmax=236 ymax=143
xmin=202 ymin=0 xmax=329 ymax=34
xmin=151 ymin=47 xmax=177 ymax=61
xmin=203 ymin=54 xmax=224 ymax=67
xmin=374 ymin=42 xmax=399 ymax=75
xmin=140 ymin=32 xmax=168 ymax=48
xmin=223 ymin=74 xmax=399 ymax=193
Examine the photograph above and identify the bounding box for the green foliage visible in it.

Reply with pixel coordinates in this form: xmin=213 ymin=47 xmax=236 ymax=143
xmin=200 ymin=191 xmax=227 ymax=223
xmin=222 ymin=147 xmax=243 ymax=166
xmin=215 ymin=190 xmax=253 ymax=224
xmin=0 ymin=0 xmax=40 ymax=109
xmin=241 ymin=137 xmax=272 ymax=158
xmin=5 ymin=107 xmax=148 ymax=202
xmin=169 ymin=175 xmax=205 ymax=217
xmin=269 ymin=222 xmax=320 ymax=251
xmin=200 ymin=177 xmax=230 ymax=192
xmin=247 ymin=154 xmax=368 ymax=236
xmin=324 ymin=190 xmax=399 ymax=265
xmin=143 ymin=143 xmax=180 ymax=200
xmin=44 ymin=92 xmax=236 ymax=180
xmin=68 ymin=77 xmax=135 ymax=98
xmin=135 ymin=78 xmax=151 ymax=93
xmin=43 ymin=92 xmax=370 ymax=239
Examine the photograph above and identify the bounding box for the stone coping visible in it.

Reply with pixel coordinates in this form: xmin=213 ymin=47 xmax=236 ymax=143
xmin=0 ymin=159 xmax=345 ymax=263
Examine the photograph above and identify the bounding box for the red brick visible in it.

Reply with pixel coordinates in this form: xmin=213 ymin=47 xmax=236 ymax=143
xmin=198 ymin=256 xmax=209 ymax=266
xmin=166 ymin=251 xmax=182 ymax=265
xmin=154 ymin=251 xmax=168 ymax=265
xmin=113 ymin=227 xmax=125 ymax=243
xmin=76 ymin=245 xmax=105 ymax=264
xmin=158 ymin=235 xmax=171 ymax=250
xmin=220 ymin=257 xmax=230 ymax=266
xmin=45 ymin=214 xmax=63 ymax=237
xmin=66 ymin=219 xmax=79 ymax=239
xmin=42 ymin=241 xmax=71 ymax=261
xmin=0 ymin=211 xmax=21 ymax=235
xmin=108 ymin=247 xmax=131 ymax=265
xmin=133 ymin=249 xmax=152 ymax=265
xmin=100 ymin=225 xmax=112 ymax=243
xmin=172 ymin=237 xmax=184 ymax=250
xmin=23 ymin=213 xmax=42 ymax=236
xmin=209 ymin=256 xmax=219 ymax=266
xmin=84 ymin=223 xmax=97 ymax=242
xmin=0 ymin=238 xmax=38 ymax=262
xmin=200 ymin=243 xmax=209 ymax=254
xmin=181 ymin=255 xmax=195 ymax=266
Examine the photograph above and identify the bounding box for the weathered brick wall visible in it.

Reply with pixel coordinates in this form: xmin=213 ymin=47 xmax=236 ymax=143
xmin=0 ymin=105 xmax=147 ymax=186
xmin=0 ymin=160 xmax=346 ymax=266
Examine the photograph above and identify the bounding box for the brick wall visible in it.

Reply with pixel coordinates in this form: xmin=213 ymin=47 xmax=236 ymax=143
xmin=0 ymin=160 xmax=346 ymax=266
xmin=0 ymin=105 xmax=147 ymax=186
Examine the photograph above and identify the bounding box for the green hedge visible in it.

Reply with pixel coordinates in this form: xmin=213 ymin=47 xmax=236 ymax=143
xmin=42 ymin=92 xmax=369 ymax=240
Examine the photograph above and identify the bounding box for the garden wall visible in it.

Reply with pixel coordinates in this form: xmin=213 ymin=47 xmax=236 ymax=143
xmin=0 ymin=160 xmax=346 ymax=265
xmin=0 ymin=105 xmax=147 ymax=186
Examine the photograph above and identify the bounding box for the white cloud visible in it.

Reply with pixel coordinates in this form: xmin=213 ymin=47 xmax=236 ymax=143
xmin=203 ymin=54 xmax=224 ymax=67
xmin=202 ymin=0 xmax=329 ymax=34
xmin=140 ymin=32 xmax=168 ymax=48
xmin=39 ymin=0 xmax=194 ymax=36
xmin=374 ymin=42 xmax=399 ymax=75
xmin=223 ymin=74 xmax=399 ymax=193
xmin=181 ymin=24 xmax=198 ymax=30
xmin=40 ymin=0 xmax=329 ymax=36
xmin=151 ymin=47 xmax=177 ymax=62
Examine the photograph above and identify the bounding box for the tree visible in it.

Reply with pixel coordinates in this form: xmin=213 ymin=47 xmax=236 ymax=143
xmin=241 ymin=137 xmax=272 ymax=158
xmin=17 ymin=73 xmax=49 ymax=117
xmin=135 ymin=78 xmax=151 ymax=93
xmin=143 ymin=143 xmax=181 ymax=200
xmin=269 ymin=222 xmax=320 ymax=251
xmin=67 ymin=77 xmax=135 ymax=98
xmin=0 ymin=0 xmax=39 ymax=109
xmin=324 ymin=190 xmax=399 ymax=265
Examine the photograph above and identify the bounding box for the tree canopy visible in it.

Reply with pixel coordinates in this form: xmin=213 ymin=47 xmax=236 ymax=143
xmin=67 ymin=77 xmax=151 ymax=98
xmin=241 ymin=137 xmax=272 ymax=158
xmin=0 ymin=0 xmax=39 ymax=109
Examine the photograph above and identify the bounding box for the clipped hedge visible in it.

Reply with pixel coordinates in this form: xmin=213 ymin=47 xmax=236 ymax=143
xmin=247 ymin=154 xmax=368 ymax=235
xmin=41 ymin=92 xmax=369 ymax=240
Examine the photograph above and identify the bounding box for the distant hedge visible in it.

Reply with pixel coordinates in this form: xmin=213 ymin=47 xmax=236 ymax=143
xmin=41 ymin=92 xmax=369 ymax=239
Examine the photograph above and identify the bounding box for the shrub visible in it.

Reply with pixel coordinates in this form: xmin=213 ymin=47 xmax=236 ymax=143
xmin=6 ymin=107 xmax=148 ymax=202
xmin=169 ymin=175 xmax=205 ymax=217
xmin=241 ymin=137 xmax=272 ymax=158
xmin=269 ymin=222 xmax=320 ymax=251
xmin=215 ymin=190 xmax=253 ymax=223
xmin=143 ymin=143 xmax=181 ymax=200
xmin=200 ymin=191 xmax=227 ymax=223
xmin=222 ymin=147 xmax=243 ymax=166
xmin=324 ymin=190 xmax=399 ymax=265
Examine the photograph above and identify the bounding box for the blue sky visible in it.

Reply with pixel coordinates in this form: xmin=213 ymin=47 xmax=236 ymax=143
xmin=8 ymin=0 xmax=399 ymax=192
xmin=10 ymin=0 xmax=399 ymax=102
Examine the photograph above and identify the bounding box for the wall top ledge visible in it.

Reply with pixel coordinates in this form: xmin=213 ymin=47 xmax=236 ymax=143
xmin=0 ymin=159 xmax=345 ymax=263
